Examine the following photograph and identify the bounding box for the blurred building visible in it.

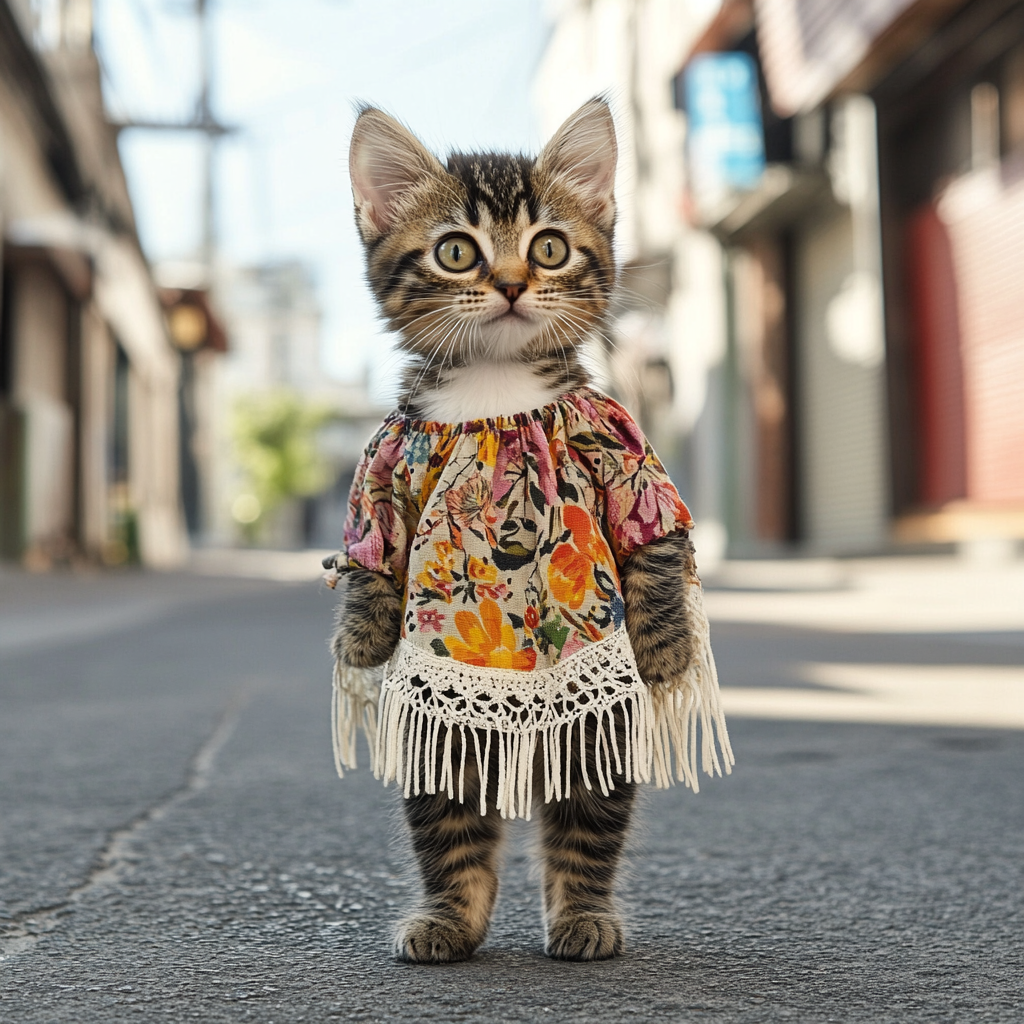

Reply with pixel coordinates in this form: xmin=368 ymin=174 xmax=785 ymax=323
xmin=0 ymin=0 xmax=187 ymax=568
xmin=538 ymin=0 xmax=1024 ymax=559
xmin=217 ymin=262 xmax=323 ymax=396
xmin=203 ymin=260 xmax=383 ymax=548
xmin=677 ymin=0 xmax=1024 ymax=554
xmin=534 ymin=0 xmax=730 ymax=558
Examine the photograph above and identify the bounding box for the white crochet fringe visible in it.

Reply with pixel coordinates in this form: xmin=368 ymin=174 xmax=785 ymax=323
xmin=330 ymin=662 xmax=383 ymax=779
xmin=332 ymin=589 xmax=733 ymax=819
xmin=649 ymin=582 xmax=734 ymax=791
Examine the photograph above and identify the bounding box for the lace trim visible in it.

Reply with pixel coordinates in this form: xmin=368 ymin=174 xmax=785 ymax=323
xmin=332 ymin=593 xmax=734 ymax=819
xmin=378 ymin=630 xmax=654 ymax=819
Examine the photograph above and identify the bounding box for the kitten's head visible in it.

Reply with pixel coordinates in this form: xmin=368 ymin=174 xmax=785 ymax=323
xmin=349 ymin=99 xmax=617 ymax=369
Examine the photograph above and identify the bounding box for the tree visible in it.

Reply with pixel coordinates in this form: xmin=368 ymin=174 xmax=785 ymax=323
xmin=230 ymin=392 xmax=331 ymax=542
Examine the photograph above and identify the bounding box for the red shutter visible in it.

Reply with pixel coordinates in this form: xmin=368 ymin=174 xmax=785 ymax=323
xmin=942 ymin=166 xmax=1024 ymax=503
xmin=906 ymin=204 xmax=967 ymax=506
xmin=914 ymin=163 xmax=1024 ymax=505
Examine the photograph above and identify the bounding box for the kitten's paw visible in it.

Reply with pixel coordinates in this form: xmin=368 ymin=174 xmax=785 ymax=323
xmin=394 ymin=915 xmax=481 ymax=964
xmin=545 ymin=912 xmax=624 ymax=961
xmin=332 ymin=570 xmax=401 ymax=667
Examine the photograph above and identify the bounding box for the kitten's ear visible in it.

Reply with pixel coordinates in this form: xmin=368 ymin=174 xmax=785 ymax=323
xmin=536 ymin=99 xmax=617 ymax=229
xmin=349 ymin=107 xmax=446 ymax=240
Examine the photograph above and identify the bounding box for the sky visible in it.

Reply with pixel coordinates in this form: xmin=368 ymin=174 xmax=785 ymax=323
xmin=93 ymin=0 xmax=549 ymax=392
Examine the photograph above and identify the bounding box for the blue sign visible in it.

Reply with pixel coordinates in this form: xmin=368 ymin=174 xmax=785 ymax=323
xmin=684 ymin=52 xmax=766 ymax=194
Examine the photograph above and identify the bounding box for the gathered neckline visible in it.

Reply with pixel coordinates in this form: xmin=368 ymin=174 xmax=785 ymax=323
xmin=392 ymin=386 xmax=599 ymax=434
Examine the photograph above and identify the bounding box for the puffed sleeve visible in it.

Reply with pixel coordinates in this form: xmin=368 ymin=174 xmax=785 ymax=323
xmin=569 ymin=392 xmax=694 ymax=566
xmin=342 ymin=418 xmax=410 ymax=583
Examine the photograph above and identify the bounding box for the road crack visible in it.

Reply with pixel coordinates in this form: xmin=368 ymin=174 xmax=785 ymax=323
xmin=0 ymin=686 xmax=253 ymax=960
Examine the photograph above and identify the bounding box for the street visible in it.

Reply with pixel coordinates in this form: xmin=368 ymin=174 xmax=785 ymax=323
xmin=1 ymin=561 xmax=1023 ymax=1023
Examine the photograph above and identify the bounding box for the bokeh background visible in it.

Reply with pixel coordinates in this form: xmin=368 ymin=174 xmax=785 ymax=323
xmin=2 ymin=6 xmax=1024 ymax=1016
xmin=1 ymin=0 xmax=1023 ymax=566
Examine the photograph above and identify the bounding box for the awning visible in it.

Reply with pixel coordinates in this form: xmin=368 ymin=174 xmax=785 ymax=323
xmin=753 ymin=0 xmax=970 ymax=116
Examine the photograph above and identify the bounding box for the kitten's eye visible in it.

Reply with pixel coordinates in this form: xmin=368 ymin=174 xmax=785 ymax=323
xmin=435 ymin=235 xmax=479 ymax=272
xmin=529 ymin=231 xmax=569 ymax=269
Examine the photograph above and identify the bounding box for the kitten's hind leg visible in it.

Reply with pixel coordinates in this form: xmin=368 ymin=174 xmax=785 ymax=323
xmin=395 ymin=746 xmax=504 ymax=964
xmin=538 ymin=719 xmax=636 ymax=961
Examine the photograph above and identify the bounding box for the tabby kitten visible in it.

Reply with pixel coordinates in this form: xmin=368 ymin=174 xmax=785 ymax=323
xmin=335 ymin=99 xmax=701 ymax=963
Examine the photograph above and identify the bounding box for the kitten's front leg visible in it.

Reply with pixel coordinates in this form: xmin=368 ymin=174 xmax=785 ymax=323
xmin=620 ymin=530 xmax=701 ymax=683
xmin=329 ymin=564 xmax=402 ymax=667
xmin=396 ymin=739 xmax=505 ymax=963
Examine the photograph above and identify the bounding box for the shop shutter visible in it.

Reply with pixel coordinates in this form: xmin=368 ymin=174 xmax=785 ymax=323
xmin=906 ymin=204 xmax=967 ymax=506
xmin=938 ymin=167 xmax=1024 ymax=502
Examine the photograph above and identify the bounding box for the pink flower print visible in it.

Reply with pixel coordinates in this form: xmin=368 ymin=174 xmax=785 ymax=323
xmin=375 ymin=430 xmax=406 ymax=472
xmin=560 ymin=633 xmax=585 ymax=659
xmin=445 ymin=475 xmax=502 ymax=543
xmin=605 ymin=402 xmax=646 ymax=456
xmin=524 ymin=420 xmax=558 ymax=505
xmin=636 ymin=483 xmax=660 ymax=525
xmin=492 ymin=431 xmax=523 ymax=503
xmin=347 ymin=526 xmax=384 ymax=574
xmin=417 ymin=608 xmax=444 ymax=633
xmin=606 ymin=484 xmax=645 ymax=556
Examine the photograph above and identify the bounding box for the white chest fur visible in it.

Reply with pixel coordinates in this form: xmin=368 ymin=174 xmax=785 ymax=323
xmin=415 ymin=362 xmax=562 ymax=422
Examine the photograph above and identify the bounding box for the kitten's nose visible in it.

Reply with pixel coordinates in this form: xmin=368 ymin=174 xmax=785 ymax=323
xmin=496 ymin=281 xmax=527 ymax=304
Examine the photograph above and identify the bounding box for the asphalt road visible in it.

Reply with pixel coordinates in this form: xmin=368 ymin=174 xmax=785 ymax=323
xmin=1 ymin=569 xmax=1022 ymax=1023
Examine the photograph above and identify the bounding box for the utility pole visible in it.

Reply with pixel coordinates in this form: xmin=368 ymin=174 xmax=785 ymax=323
xmin=111 ymin=0 xmax=236 ymax=539
xmin=197 ymin=0 xmax=216 ymax=269
xmin=112 ymin=0 xmax=235 ymax=276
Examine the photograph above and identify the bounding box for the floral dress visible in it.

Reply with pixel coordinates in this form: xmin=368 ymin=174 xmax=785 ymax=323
xmin=331 ymin=388 xmax=732 ymax=819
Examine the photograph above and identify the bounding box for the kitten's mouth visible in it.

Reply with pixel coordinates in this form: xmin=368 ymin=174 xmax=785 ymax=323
xmin=492 ymin=306 xmax=529 ymax=322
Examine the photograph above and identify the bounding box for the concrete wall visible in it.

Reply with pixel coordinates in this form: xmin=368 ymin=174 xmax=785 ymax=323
xmin=8 ymin=262 xmax=74 ymax=548
xmin=0 ymin=16 xmax=187 ymax=567
xmin=79 ymin=305 xmax=111 ymax=554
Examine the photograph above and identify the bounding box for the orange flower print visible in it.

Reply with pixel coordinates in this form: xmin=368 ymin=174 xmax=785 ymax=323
xmin=562 ymin=505 xmax=605 ymax=560
xmin=445 ymin=599 xmax=537 ymax=670
xmin=547 ymin=543 xmax=594 ymax=610
xmin=468 ymin=556 xmax=506 ymax=599
xmin=415 ymin=540 xmax=456 ymax=601
xmin=476 ymin=431 xmax=499 ymax=468
xmin=524 ymin=605 xmax=540 ymax=630
xmin=467 ymin=556 xmax=497 ymax=584
xmin=547 ymin=505 xmax=611 ymax=610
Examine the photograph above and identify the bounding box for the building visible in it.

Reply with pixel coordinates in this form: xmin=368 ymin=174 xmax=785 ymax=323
xmin=0 ymin=0 xmax=186 ymax=568
xmin=533 ymin=0 xmax=732 ymax=560
xmin=202 ymin=260 xmax=383 ymax=548
xmin=536 ymin=0 xmax=1024 ymax=560
xmin=678 ymin=0 xmax=1024 ymax=555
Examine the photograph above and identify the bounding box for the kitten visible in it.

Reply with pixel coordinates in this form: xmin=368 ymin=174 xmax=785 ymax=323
xmin=333 ymin=99 xmax=705 ymax=963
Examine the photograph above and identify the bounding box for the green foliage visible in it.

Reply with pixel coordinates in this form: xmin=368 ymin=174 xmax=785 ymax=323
xmin=231 ymin=391 xmax=331 ymax=541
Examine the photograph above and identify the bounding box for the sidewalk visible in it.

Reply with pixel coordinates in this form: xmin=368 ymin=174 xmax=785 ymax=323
xmin=703 ymin=554 xmax=1024 ymax=633
xmin=703 ymin=554 xmax=1024 ymax=731
xmin=2 ymin=551 xmax=1021 ymax=1021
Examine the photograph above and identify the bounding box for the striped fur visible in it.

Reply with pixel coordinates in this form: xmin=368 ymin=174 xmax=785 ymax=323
xmin=395 ymin=715 xmax=636 ymax=963
xmin=538 ymin=711 xmax=636 ymax=961
xmin=395 ymin=734 xmax=503 ymax=963
xmin=620 ymin=530 xmax=702 ymax=683
xmin=348 ymin=99 xmax=617 ymax=419
xmin=342 ymin=100 xmax=649 ymax=963
xmin=331 ymin=568 xmax=402 ymax=668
